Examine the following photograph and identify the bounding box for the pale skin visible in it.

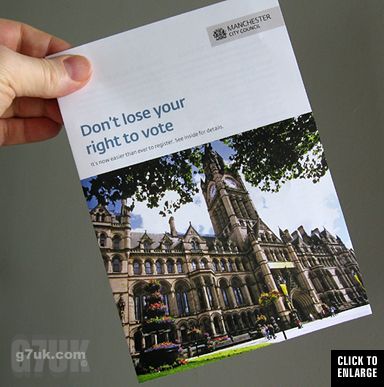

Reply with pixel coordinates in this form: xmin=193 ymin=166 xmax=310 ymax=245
xmin=0 ymin=19 xmax=92 ymax=145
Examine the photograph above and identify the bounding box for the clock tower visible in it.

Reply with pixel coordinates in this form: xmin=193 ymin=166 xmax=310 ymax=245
xmin=201 ymin=144 xmax=260 ymax=250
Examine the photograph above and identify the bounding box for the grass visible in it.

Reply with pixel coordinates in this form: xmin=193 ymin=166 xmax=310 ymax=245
xmin=137 ymin=342 xmax=271 ymax=383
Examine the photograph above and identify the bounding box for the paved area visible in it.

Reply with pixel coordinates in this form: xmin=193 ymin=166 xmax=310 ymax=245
xmin=191 ymin=305 xmax=372 ymax=359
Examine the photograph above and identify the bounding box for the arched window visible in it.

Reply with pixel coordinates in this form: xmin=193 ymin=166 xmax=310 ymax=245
xmin=133 ymin=286 xmax=147 ymax=321
xmin=143 ymin=240 xmax=151 ymax=251
xmin=228 ymin=260 xmax=234 ymax=272
xmin=162 ymin=294 xmax=170 ymax=315
xmin=220 ymin=259 xmax=227 ymax=272
xmin=112 ymin=235 xmax=121 ymax=250
xmin=133 ymin=260 xmax=141 ymax=275
xmin=175 ymin=282 xmax=190 ymax=316
xmin=212 ymin=260 xmax=219 ymax=272
xmin=167 ymin=260 xmax=175 ymax=274
xmin=156 ymin=261 xmax=163 ymax=274
xmin=191 ymin=239 xmax=200 ymax=251
xmin=164 ymin=241 xmax=172 ymax=252
xmin=191 ymin=260 xmax=198 ymax=271
xmin=206 ymin=286 xmax=214 ymax=308
xmin=145 ymin=260 xmax=152 ymax=275
xmin=233 ymin=287 xmax=244 ymax=306
xmin=177 ymin=260 xmax=183 ymax=273
xmin=200 ymin=259 xmax=208 ymax=269
xmin=112 ymin=256 xmax=122 ymax=273
xmin=99 ymin=233 xmax=107 ymax=247
xmin=221 ymin=287 xmax=230 ymax=307
xmin=235 ymin=259 xmax=242 ymax=271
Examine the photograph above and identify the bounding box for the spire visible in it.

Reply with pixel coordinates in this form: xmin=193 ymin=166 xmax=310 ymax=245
xmin=203 ymin=144 xmax=225 ymax=180
xmin=120 ymin=198 xmax=131 ymax=227
xmin=169 ymin=216 xmax=178 ymax=237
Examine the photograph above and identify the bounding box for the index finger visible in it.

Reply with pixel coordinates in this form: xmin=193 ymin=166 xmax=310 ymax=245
xmin=0 ymin=18 xmax=71 ymax=57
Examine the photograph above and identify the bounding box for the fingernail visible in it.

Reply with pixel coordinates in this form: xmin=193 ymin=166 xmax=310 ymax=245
xmin=63 ymin=55 xmax=92 ymax=82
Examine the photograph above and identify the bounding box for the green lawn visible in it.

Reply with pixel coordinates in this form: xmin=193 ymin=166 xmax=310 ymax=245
xmin=138 ymin=342 xmax=271 ymax=383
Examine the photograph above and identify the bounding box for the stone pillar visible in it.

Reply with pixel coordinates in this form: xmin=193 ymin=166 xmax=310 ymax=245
xmin=169 ymin=290 xmax=178 ymax=316
xmin=210 ymin=317 xmax=217 ymax=337
xmin=217 ymin=286 xmax=225 ymax=308
xmin=141 ymin=335 xmax=146 ymax=350
xmin=190 ymin=287 xmax=200 ymax=314
xmin=287 ymin=243 xmax=322 ymax=313
xmin=202 ymin=286 xmax=212 ymax=311
xmin=140 ymin=261 xmax=145 ymax=275
xmin=127 ymin=292 xmax=135 ymax=323
xmin=127 ymin=261 xmax=133 ymax=276
xmin=220 ymin=314 xmax=227 ymax=335
xmin=251 ymin=240 xmax=290 ymax=324
xmin=242 ymin=284 xmax=252 ymax=305
xmin=228 ymin=286 xmax=237 ymax=308
xmin=211 ymin=285 xmax=220 ymax=309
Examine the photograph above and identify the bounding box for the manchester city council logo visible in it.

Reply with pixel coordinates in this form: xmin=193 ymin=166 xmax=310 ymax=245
xmin=213 ymin=27 xmax=227 ymax=41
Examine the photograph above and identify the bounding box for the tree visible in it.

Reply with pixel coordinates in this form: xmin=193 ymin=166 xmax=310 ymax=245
xmin=83 ymin=113 xmax=327 ymax=215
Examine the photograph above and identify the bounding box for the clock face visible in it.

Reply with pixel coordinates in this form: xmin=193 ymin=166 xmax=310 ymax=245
xmin=209 ymin=184 xmax=217 ymax=198
xmin=224 ymin=177 xmax=237 ymax=188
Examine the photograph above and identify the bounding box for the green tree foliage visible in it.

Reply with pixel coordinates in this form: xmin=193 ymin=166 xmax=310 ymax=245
xmin=83 ymin=113 xmax=327 ymax=215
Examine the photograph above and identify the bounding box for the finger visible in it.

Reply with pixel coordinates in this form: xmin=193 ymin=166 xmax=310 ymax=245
xmin=0 ymin=117 xmax=61 ymax=145
xmin=0 ymin=45 xmax=92 ymax=103
xmin=2 ymin=97 xmax=63 ymax=124
xmin=0 ymin=18 xmax=71 ymax=56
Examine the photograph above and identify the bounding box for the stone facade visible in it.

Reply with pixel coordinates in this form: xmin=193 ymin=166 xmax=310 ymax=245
xmin=90 ymin=145 xmax=367 ymax=356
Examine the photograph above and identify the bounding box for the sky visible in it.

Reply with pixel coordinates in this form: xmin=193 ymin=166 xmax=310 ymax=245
xmin=86 ymin=139 xmax=353 ymax=249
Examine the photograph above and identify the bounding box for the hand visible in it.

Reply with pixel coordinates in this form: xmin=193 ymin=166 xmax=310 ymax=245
xmin=0 ymin=19 xmax=92 ymax=146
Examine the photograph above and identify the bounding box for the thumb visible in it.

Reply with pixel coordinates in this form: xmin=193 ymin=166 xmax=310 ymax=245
xmin=0 ymin=45 xmax=92 ymax=100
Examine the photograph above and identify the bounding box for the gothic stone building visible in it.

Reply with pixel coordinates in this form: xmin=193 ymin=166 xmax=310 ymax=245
xmin=90 ymin=145 xmax=366 ymax=356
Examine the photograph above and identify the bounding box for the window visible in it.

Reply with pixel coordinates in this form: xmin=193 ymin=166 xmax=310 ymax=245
xmin=176 ymin=290 xmax=190 ymax=316
xmin=162 ymin=294 xmax=170 ymax=315
xmin=200 ymin=259 xmax=207 ymax=269
xmin=133 ymin=261 xmax=141 ymax=275
xmin=233 ymin=287 xmax=244 ymax=306
xmin=206 ymin=286 xmax=214 ymax=307
xmin=143 ymin=241 xmax=151 ymax=251
xmin=191 ymin=260 xmax=198 ymax=271
xmin=134 ymin=295 xmax=146 ymax=321
xmin=99 ymin=233 xmax=107 ymax=247
xmin=112 ymin=236 xmax=121 ymax=250
xmin=221 ymin=287 xmax=230 ymax=307
xmin=220 ymin=259 xmax=227 ymax=272
xmin=167 ymin=260 xmax=175 ymax=274
xmin=164 ymin=242 xmax=172 ymax=252
xmin=145 ymin=260 xmax=152 ymax=275
xmin=177 ymin=260 xmax=183 ymax=273
xmin=156 ymin=261 xmax=163 ymax=274
xmin=191 ymin=239 xmax=200 ymax=251
xmin=228 ymin=260 xmax=234 ymax=272
xmin=213 ymin=260 xmax=219 ymax=272
xmin=112 ymin=256 xmax=122 ymax=273
xmin=197 ymin=288 xmax=206 ymax=309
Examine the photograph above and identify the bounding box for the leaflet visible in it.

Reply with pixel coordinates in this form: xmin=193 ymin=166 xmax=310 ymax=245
xmin=58 ymin=0 xmax=371 ymax=383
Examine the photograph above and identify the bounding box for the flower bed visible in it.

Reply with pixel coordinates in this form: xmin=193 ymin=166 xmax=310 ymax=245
xmin=142 ymin=316 xmax=175 ymax=334
xmin=140 ymin=343 xmax=181 ymax=368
